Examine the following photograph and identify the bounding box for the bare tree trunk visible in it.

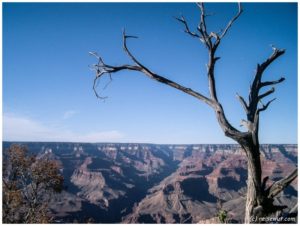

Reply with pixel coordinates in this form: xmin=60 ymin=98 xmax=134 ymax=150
xmin=243 ymin=145 xmax=262 ymax=223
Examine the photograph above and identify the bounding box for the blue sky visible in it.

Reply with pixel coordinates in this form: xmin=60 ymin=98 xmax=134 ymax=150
xmin=3 ymin=3 xmax=297 ymax=144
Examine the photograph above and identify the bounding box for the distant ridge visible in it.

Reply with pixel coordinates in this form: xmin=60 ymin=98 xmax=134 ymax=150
xmin=2 ymin=142 xmax=297 ymax=223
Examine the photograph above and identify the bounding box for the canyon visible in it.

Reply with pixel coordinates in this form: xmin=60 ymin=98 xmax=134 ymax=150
xmin=2 ymin=142 xmax=297 ymax=223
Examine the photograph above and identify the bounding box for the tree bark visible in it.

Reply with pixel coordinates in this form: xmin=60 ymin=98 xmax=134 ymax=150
xmin=243 ymin=144 xmax=262 ymax=223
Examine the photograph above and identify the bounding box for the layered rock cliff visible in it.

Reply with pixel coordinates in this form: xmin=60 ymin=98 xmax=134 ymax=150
xmin=2 ymin=142 xmax=297 ymax=223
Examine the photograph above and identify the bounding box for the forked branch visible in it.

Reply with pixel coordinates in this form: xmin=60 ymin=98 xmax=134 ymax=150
xmin=90 ymin=3 xmax=248 ymax=141
xmin=175 ymin=16 xmax=200 ymax=38
xmin=197 ymin=3 xmax=211 ymax=48
xmin=255 ymin=169 xmax=298 ymax=218
xmin=267 ymin=169 xmax=298 ymax=199
xmin=176 ymin=3 xmax=242 ymax=48
xmin=198 ymin=3 xmax=242 ymax=48
xmin=257 ymin=98 xmax=276 ymax=113
xmin=90 ymin=31 xmax=213 ymax=106
xmin=219 ymin=3 xmax=243 ymax=40
xmin=234 ymin=47 xmax=285 ymax=136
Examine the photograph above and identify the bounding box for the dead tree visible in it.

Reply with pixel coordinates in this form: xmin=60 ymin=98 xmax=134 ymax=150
xmin=90 ymin=3 xmax=297 ymax=223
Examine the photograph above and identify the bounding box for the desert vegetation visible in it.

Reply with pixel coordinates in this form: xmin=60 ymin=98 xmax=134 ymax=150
xmin=2 ymin=145 xmax=64 ymax=223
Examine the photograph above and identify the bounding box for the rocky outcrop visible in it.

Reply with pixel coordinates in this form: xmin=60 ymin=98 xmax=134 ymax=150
xmin=3 ymin=142 xmax=296 ymax=223
xmin=49 ymin=191 xmax=83 ymax=217
xmin=122 ymin=145 xmax=297 ymax=223
xmin=206 ymin=154 xmax=247 ymax=198
xmin=70 ymin=157 xmax=125 ymax=208
xmin=123 ymin=178 xmax=218 ymax=223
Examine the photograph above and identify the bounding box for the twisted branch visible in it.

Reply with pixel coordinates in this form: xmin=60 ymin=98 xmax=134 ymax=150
xmin=255 ymin=169 xmax=298 ymax=218
xmin=236 ymin=93 xmax=249 ymax=114
xmin=258 ymin=98 xmax=276 ymax=113
xmin=90 ymin=31 xmax=213 ymax=106
xmin=267 ymin=169 xmax=298 ymax=199
xmin=90 ymin=3 xmax=247 ymax=140
xmin=237 ymin=48 xmax=286 ymax=128
xmin=219 ymin=3 xmax=243 ymax=40
xmin=175 ymin=16 xmax=200 ymax=38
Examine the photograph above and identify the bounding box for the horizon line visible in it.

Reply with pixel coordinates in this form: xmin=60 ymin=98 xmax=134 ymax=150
xmin=2 ymin=141 xmax=298 ymax=146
